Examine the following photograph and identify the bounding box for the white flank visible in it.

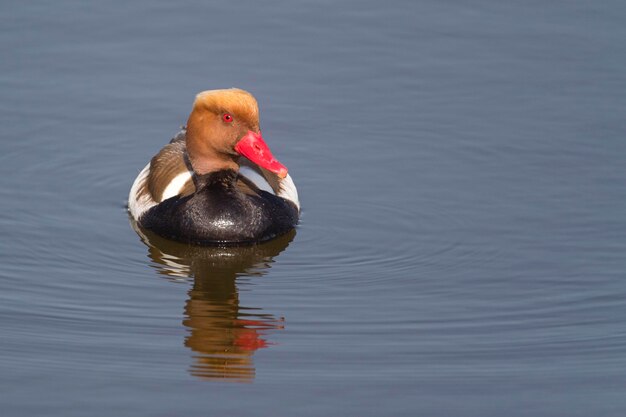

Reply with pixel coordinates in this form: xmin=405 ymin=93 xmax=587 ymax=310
xmin=128 ymin=163 xmax=157 ymax=220
xmin=161 ymin=171 xmax=192 ymax=201
xmin=278 ymin=174 xmax=300 ymax=211
xmin=239 ymin=158 xmax=300 ymax=211
xmin=239 ymin=163 xmax=275 ymax=194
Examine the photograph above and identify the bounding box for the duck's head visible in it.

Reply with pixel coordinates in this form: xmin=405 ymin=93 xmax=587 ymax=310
xmin=185 ymin=88 xmax=287 ymax=178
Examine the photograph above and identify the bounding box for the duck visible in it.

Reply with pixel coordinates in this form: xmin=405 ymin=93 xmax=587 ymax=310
xmin=128 ymin=88 xmax=300 ymax=245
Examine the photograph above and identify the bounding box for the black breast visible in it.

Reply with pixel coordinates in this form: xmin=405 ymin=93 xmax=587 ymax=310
xmin=139 ymin=170 xmax=299 ymax=245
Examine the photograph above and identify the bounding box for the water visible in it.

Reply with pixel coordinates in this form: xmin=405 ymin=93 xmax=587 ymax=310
xmin=2 ymin=1 xmax=626 ymax=416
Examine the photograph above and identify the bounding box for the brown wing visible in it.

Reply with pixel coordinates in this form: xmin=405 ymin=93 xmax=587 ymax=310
xmin=148 ymin=139 xmax=195 ymax=202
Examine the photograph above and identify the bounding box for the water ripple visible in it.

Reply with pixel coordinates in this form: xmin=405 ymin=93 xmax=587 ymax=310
xmin=287 ymin=200 xmax=501 ymax=284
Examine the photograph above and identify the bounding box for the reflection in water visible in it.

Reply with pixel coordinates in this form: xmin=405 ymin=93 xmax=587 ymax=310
xmin=131 ymin=220 xmax=295 ymax=382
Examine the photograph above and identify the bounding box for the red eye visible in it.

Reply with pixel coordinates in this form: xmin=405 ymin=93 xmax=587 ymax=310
xmin=222 ymin=113 xmax=233 ymax=123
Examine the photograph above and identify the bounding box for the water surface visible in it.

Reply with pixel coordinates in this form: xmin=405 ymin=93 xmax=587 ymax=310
xmin=1 ymin=1 xmax=626 ymax=416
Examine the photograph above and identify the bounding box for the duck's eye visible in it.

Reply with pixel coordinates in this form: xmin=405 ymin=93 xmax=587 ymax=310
xmin=222 ymin=113 xmax=233 ymax=123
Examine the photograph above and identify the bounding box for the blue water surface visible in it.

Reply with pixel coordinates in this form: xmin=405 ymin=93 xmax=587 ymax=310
xmin=1 ymin=1 xmax=626 ymax=416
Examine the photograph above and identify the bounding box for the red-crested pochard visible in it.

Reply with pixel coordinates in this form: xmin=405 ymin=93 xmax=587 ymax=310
xmin=128 ymin=89 xmax=300 ymax=245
